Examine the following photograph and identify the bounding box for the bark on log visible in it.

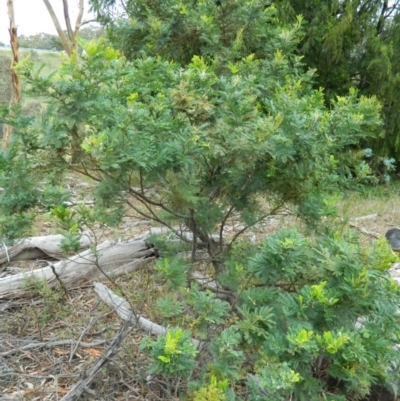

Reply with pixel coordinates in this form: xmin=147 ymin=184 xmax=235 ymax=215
xmin=0 ymin=239 xmax=157 ymax=299
xmin=0 ymin=234 xmax=92 ymax=265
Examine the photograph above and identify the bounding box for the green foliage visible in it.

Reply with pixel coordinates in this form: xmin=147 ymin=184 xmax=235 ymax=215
xmin=273 ymin=0 xmax=400 ymax=162
xmin=156 ymin=294 xmax=185 ymax=318
xmin=207 ymin=328 xmax=244 ymax=381
xmin=1 ymin=31 xmax=381 ymax=256
xmin=235 ymin=230 xmax=400 ymax=400
xmin=155 ymin=257 xmax=190 ymax=289
xmin=142 ymin=230 xmax=400 ymax=400
xmin=192 ymin=375 xmax=229 ymax=401
xmin=2 ymin=2 xmax=398 ymax=399
xmin=22 ymin=277 xmax=67 ymax=324
xmin=186 ymin=287 xmax=230 ymax=338
xmin=140 ymin=327 xmax=198 ymax=377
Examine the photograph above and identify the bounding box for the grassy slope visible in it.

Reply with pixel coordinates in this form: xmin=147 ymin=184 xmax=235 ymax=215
xmin=0 ymin=48 xmax=62 ymax=74
xmin=0 ymin=48 xmax=62 ymax=115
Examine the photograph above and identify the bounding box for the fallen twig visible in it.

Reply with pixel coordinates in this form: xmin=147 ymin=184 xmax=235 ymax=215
xmin=60 ymin=318 xmax=134 ymax=401
xmin=350 ymin=214 xmax=378 ymax=222
xmin=0 ymin=339 xmax=109 ymax=357
xmin=349 ymin=223 xmax=381 ymax=239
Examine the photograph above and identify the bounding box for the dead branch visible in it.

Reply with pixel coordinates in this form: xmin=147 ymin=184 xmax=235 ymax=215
xmin=349 ymin=223 xmax=381 ymax=239
xmin=60 ymin=318 xmax=134 ymax=401
xmin=93 ymin=282 xmax=201 ymax=347
xmin=0 ymin=339 xmax=108 ymax=357
xmin=0 ymin=233 xmax=92 ymax=265
xmin=2 ymin=0 xmax=21 ymax=147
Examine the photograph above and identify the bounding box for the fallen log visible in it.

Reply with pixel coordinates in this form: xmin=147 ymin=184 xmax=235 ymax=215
xmin=0 ymin=233 xmax=92 ymax=264
xmin=94 ymin=281 xmax=200 ymax=347
xmin=0 ymin=239 xmax=157 ymax=299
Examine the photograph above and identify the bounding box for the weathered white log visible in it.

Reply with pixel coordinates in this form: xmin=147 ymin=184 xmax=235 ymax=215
xmin=0 ymin=233 xmax=92 ymax=264
xmin=93 ymin=282 xmax=200 ymax=347
xmin=0 ymin=239 xmax=157 ymax=299
xmin=389 ymin=263 xmax=400 ymax=285
xmin=349 ymin=224 xmax=381 ymax=239
xmin=350 ymin=214 xmax=378 ymax=222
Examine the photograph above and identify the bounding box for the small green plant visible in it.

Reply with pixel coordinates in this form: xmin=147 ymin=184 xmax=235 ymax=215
xmin=23 ymin=276 xmax=67 ymax=324
xmin=155 ymin=257 xmax=190 ymax=289
xmin=50 ymin=205 xmax=82 ymax=253
xmin=156 ymin=294 xmax=185 ymax=319
xmin=140 ymin=328 xmax=198 ymax=378
xmin=192 ymin=375 xmax=229 ymax=401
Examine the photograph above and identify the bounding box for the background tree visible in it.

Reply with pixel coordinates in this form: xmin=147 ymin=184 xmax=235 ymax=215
xmin=272 ymin=0 xmax=400 ymax=161
xmin=91 ymin=0 xmax=400 ymax=162
xmin=42 ymin=0 xmax=84 ymax=56
xmin=2 ymin=0 xmax=21 ymax=148
xmin=18 ymin=33 xmax=64 ymax=51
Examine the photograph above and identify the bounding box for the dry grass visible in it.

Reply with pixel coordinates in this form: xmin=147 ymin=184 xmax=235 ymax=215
xmin=337 ymin=182 xmax=400 ymax=237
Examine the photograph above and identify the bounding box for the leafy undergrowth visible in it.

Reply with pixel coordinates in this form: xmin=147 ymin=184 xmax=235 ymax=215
xmin=1 ymin=179 xmax=400 ymax=400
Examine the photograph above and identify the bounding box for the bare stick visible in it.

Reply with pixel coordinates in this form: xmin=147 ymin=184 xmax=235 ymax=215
xmin=0 ymin=339 xmax=108 ymax=357
xmin=60 ymin=318 xmax=134 ymax=401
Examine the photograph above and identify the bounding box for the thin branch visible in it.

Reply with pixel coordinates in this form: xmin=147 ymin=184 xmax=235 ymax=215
xmin=228 ymin=200 xmax=286 ymax=248
xmin=74 ymin=0 xmax=85 ymax=37
xmin=0 ymin=339 xmax=108 ymax=357
xmin=125 ymin=199 xmax=193 ymax=245
xmin=80 ymin=19 xmax=98 ymax=27
xmin=129 ymin=187 xmax=190 ymax=219
xmin=62 ymin=0 xmax=74 ymax=40
xmin=42 ymin=0 xmax=71 ymax=55
xmin=219 ymin=205 xmax=235 ymax=252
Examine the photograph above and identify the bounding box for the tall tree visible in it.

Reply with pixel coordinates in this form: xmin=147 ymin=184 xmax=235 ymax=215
xmin=42 ymin=0 xmax=84 ymax=56
xmin=272 ymin=0 xmax=400 ymax=160
xmin=2 ymin=0 xmax=21 ymax=148
xmin=97 ymin=0 xmax=400 ymax=160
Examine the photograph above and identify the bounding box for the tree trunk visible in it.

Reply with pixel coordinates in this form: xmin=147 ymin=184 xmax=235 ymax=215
xmin=42 ymin=0 xmax=84 ymax=57
xmin=2 ymin=0 xmax=21 ymax=148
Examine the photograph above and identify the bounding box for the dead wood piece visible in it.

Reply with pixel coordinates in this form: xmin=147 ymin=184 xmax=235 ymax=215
xmin=349 ymin=223 xmax=381 ymax=239
xmin=350 ymin=214 xmax=378 ymax=222
xmin=389 ymin=263 xmax=400 ymax=285
xmin=0 ymin=239 xmax=157 ymax=299
xmin=0 ymin=233 xmax=93 ymax=265
xmin=60 ymin=318 xmax=134 ymax=401
xmin=93 ymin=282 xmax=200 ymax=347
xmin=0 ymin=339 xmax=108 ymax=357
